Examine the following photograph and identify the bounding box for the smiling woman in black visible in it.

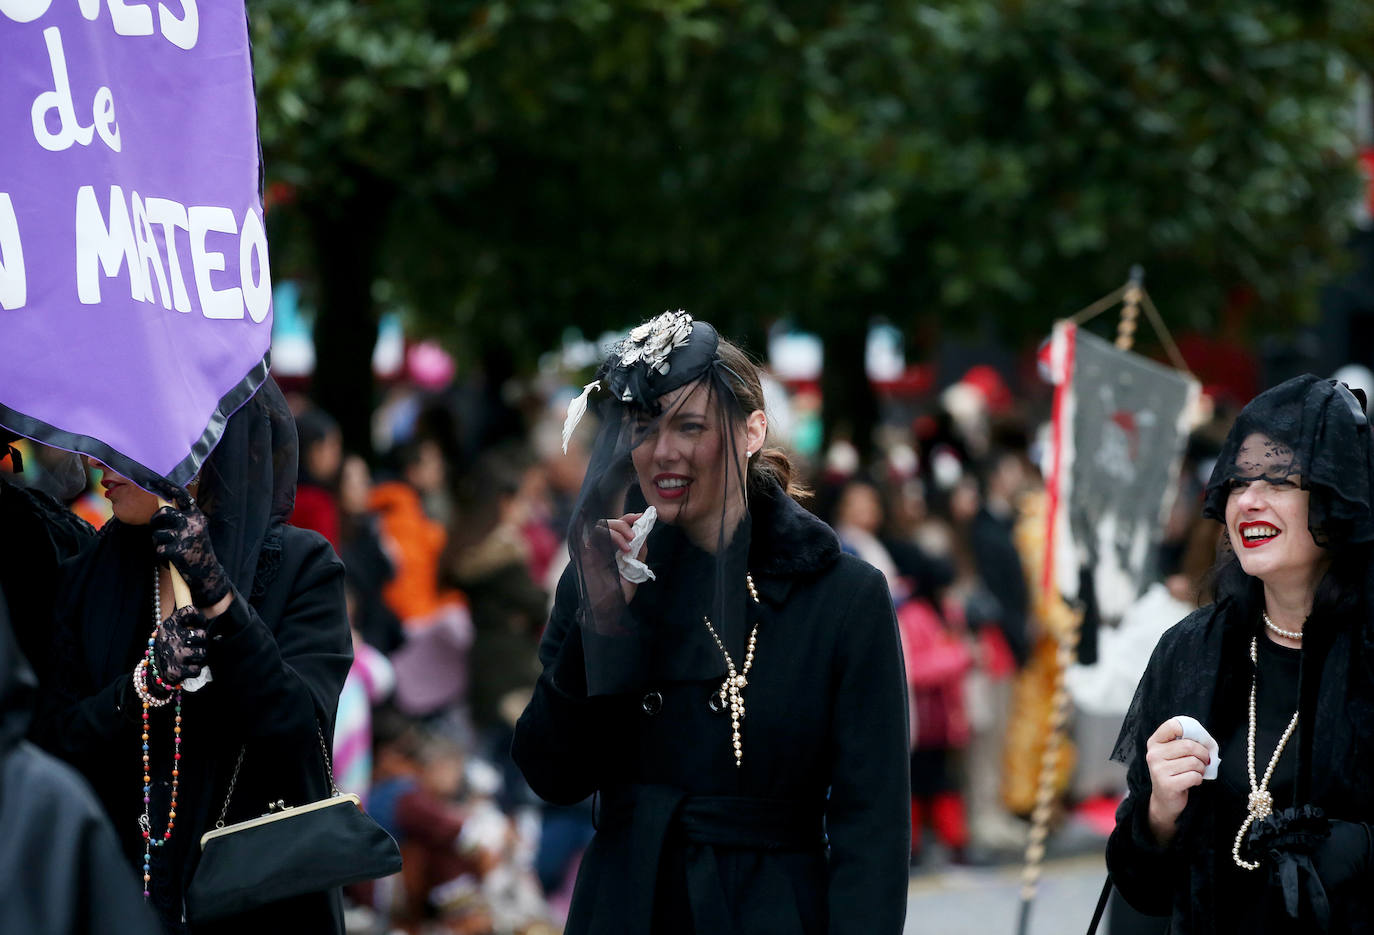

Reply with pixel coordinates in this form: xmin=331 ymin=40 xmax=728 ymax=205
xmin=512 ymin=312 xmax=910 ymax=935
xmin=1109 ymin=375 xmax=1374 ymax=934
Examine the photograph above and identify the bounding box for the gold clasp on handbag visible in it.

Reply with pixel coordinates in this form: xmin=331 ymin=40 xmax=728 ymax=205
xmin=267 ymin=799 xmax=288 ymax=814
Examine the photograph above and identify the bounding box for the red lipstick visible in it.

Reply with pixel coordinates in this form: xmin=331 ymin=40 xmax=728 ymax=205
xmin=1237 ymin=521 xmax=1279 ymax=550
xmin=652 ymin=473 xmax=691 ymax=501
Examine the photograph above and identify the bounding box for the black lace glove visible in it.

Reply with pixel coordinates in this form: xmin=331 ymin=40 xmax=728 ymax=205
xmin=152 ymin=605 xmax=209 ymax=687
xmin=148 ymin=480 xmax=230 ymax=608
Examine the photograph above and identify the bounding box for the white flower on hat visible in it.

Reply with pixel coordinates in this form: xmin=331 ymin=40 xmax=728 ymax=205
xmin=615 ymin=310 xmax=694 ymax=378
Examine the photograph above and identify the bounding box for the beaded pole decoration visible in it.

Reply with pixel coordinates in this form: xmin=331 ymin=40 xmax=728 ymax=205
xmin=132 ymin=567 xmax=184 ymax=899
xmin=702 ymin=573 xmax=761 ymax=768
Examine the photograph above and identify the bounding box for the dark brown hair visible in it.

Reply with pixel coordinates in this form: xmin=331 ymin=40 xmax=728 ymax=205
xmin=716 ymin=338 xmax=810 ymax=501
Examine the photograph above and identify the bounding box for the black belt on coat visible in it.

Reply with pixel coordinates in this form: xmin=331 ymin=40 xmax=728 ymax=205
xmin=595 ymin=784 xmax=826 ymax=935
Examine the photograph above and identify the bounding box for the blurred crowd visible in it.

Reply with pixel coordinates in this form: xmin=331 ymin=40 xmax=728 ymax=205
xmin=4 ymin=348 xmax=1269 ymax=935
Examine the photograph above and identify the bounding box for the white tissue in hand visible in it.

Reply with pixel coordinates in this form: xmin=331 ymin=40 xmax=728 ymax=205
xmin=181 ymin=666 xmax=212 ymax=693
xmin=616 ymin=507 xmax=657 ymax=583
xmin=1173 ymin=714 xmax=1219 ymax=780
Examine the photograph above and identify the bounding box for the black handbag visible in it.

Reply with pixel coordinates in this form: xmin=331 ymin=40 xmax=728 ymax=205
xmin=184 ymin=725 xmax=402 ymax=924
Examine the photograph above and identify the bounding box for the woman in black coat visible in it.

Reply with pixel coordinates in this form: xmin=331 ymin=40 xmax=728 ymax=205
xmin=34 ymin=380 xmax=353 ymax=934
xmin=1108 ymin=375 xmax=1374 ymax=933
xmin=512 ymin=312 xmax=910 ymax=935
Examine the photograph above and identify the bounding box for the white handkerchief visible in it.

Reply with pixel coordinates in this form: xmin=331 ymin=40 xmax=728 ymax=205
xmin=616 ymin=507 xmax=657 ymax=583
xmin=181 ymin=666 xmax=213 ymax=693
xmin=1173 ymin=714 xmax=1219 ymax=780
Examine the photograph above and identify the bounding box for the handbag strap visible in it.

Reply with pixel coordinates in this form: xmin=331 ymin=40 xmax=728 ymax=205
xmin=1085 ymin=874 xmax=1112 ymax=935
xmin=213 ymin=722 xmax=340 ymax=829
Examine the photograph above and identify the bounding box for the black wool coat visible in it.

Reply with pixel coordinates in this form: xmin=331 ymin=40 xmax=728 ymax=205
xmin=1107 ymin=598 xmax=1374 ymax=934
xmin=512 ymin=484 xmax=911 ymax=935
xmin=35 ymin=524 xmax=353 ymax=934
xmin=0 ymin=578 xmax=162 ymax=935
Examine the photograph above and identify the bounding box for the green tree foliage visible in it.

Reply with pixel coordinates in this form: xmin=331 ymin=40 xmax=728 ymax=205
xmin=251 ymin=0 xmax=1373 ymax=454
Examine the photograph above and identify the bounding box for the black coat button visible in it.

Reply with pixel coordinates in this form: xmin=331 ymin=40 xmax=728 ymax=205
xmin=707 ymin=690 xmax=726 ymax=714
xmin=641 ymin=691 xmax=663 ymax=716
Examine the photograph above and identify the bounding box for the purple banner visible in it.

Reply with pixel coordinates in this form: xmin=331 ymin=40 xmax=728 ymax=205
xmin=0 ymin=1 xmax=271 ymax=486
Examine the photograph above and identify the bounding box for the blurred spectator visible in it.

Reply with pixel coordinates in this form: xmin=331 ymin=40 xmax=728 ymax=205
xmin=898 ymin=590 xmax=974 ymax=865
xmin=448 ymin=451 xmax=547 ymax=736
xmin=290 ymin=407 xmax=343 ymax=550
xmin=969 ymin=445 xmax=1035 ymax=668
xmin=833 ymin=478 xmax=906 ymax=600
xmin=371 ymin=438 xmax=463 ymax=627
xmin=334 ymin=619 xmax=395 ymax=803
xmin=338 ymin=454 xmax=404 ymax=653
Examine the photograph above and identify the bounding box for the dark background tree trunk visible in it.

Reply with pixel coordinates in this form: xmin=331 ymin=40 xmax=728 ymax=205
xmin=818 ymin=313 xmax=880 ymax=464
xmin=305 ymin=181 xmax=392 ymax=460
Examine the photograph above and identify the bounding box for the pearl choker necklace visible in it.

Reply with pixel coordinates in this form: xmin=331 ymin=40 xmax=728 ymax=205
xmin=1262 ymin=611 xmax=1303 ymax=641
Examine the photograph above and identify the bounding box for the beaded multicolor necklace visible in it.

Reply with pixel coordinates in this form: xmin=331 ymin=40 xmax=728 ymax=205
xmin=701 ymin=573 xmax=761 ymax=768
xmin=132 ymin=567 xmax=184 ymax=900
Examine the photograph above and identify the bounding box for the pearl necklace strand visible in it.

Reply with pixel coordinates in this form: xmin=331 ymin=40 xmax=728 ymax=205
xmin=1231 ymin=635 xmax=1301 ymax=870
xmin=701 ymin=573 xmax=761 ymax=768
xmin=1262 ymin=611 xmax=1303 ymax=641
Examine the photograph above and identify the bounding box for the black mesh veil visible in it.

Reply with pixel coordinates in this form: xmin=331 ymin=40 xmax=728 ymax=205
xmin=563 ymin=312 xmax=760 ymax=697
xmin=195 ymin=376 xmax=299 ymax=599
xmin=1201 ymin=374 xmax=1374 ymax=547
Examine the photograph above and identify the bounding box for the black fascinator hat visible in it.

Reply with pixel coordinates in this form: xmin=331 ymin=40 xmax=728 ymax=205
xmin=1202 ymin=374 xmax=1374 ymax=546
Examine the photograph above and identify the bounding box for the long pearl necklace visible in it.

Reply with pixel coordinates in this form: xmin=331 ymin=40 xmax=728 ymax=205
xmin=1262 ymin=611 xmax=1303 ymax=642
xmin=1231 ymin=635 xmax=1300 ymax=870
xmin=134 ymin=567 xmax=184 ymax=899
xmin=701 ymin=573 xmax=761 ymax=768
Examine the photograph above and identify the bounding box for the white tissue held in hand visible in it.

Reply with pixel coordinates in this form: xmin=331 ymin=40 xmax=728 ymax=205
xmin=616 ymin=507 xmax=657 ymax=583
xmin=181 ymin=666 xmax=212 ymax=693
xmin=1173 ymin=714 xmax=1220 ymax=780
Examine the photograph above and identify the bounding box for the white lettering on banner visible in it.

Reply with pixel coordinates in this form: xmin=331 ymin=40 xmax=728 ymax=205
xmin=238 ymin=208 xmax=270 ymax=323
xmin=76 ymin=184 xmax=144 ymax=304
xmin=158 ymin=0 xmax=197 ymax=50
xmin=3 ymin=0 xmax=199 ymax=47
xmin=72 ymin=187 xmax=269 ymax=322
xmin=188 ymin=206 xmax=242 ymax=319
xmin=131 ymin=192 xmax=170 ymax=309
xmin=92 ymin=85 xmax=121 ymax=151
xmin=0 ymin=195 xmax=26 ymax=311
xmin=143 ymin=197 xmax=192 ymax=313
xmin=0 ymin=0 xmax=52 ymax=23
xmin=107 ymin=0 xmax=152 ymax=36
xmin=30 ymin=27 xmax=121 ymax=153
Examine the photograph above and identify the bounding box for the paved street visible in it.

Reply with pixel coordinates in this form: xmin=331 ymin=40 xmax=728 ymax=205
xmin=905 ymin=854 xmax=1109 ymax=935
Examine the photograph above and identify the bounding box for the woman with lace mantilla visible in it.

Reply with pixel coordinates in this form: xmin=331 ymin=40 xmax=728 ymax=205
xmin=512 ymin=312 xmax=910 ymax=935
xmin=1109 ymin=374 xmax=1374 ymax=933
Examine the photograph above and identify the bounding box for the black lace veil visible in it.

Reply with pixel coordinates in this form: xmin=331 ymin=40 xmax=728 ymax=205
xmin=1201 ymin=374 xmax=1374 ymax=547
xmin=563 ymin=312 xmax=758 ymax=696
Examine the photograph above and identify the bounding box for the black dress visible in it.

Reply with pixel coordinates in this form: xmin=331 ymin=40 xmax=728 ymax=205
xmin=1107 ymin=598 xmax=1374 ymax=934
xmin=512 ymin=482 xmax=911 ymax=935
